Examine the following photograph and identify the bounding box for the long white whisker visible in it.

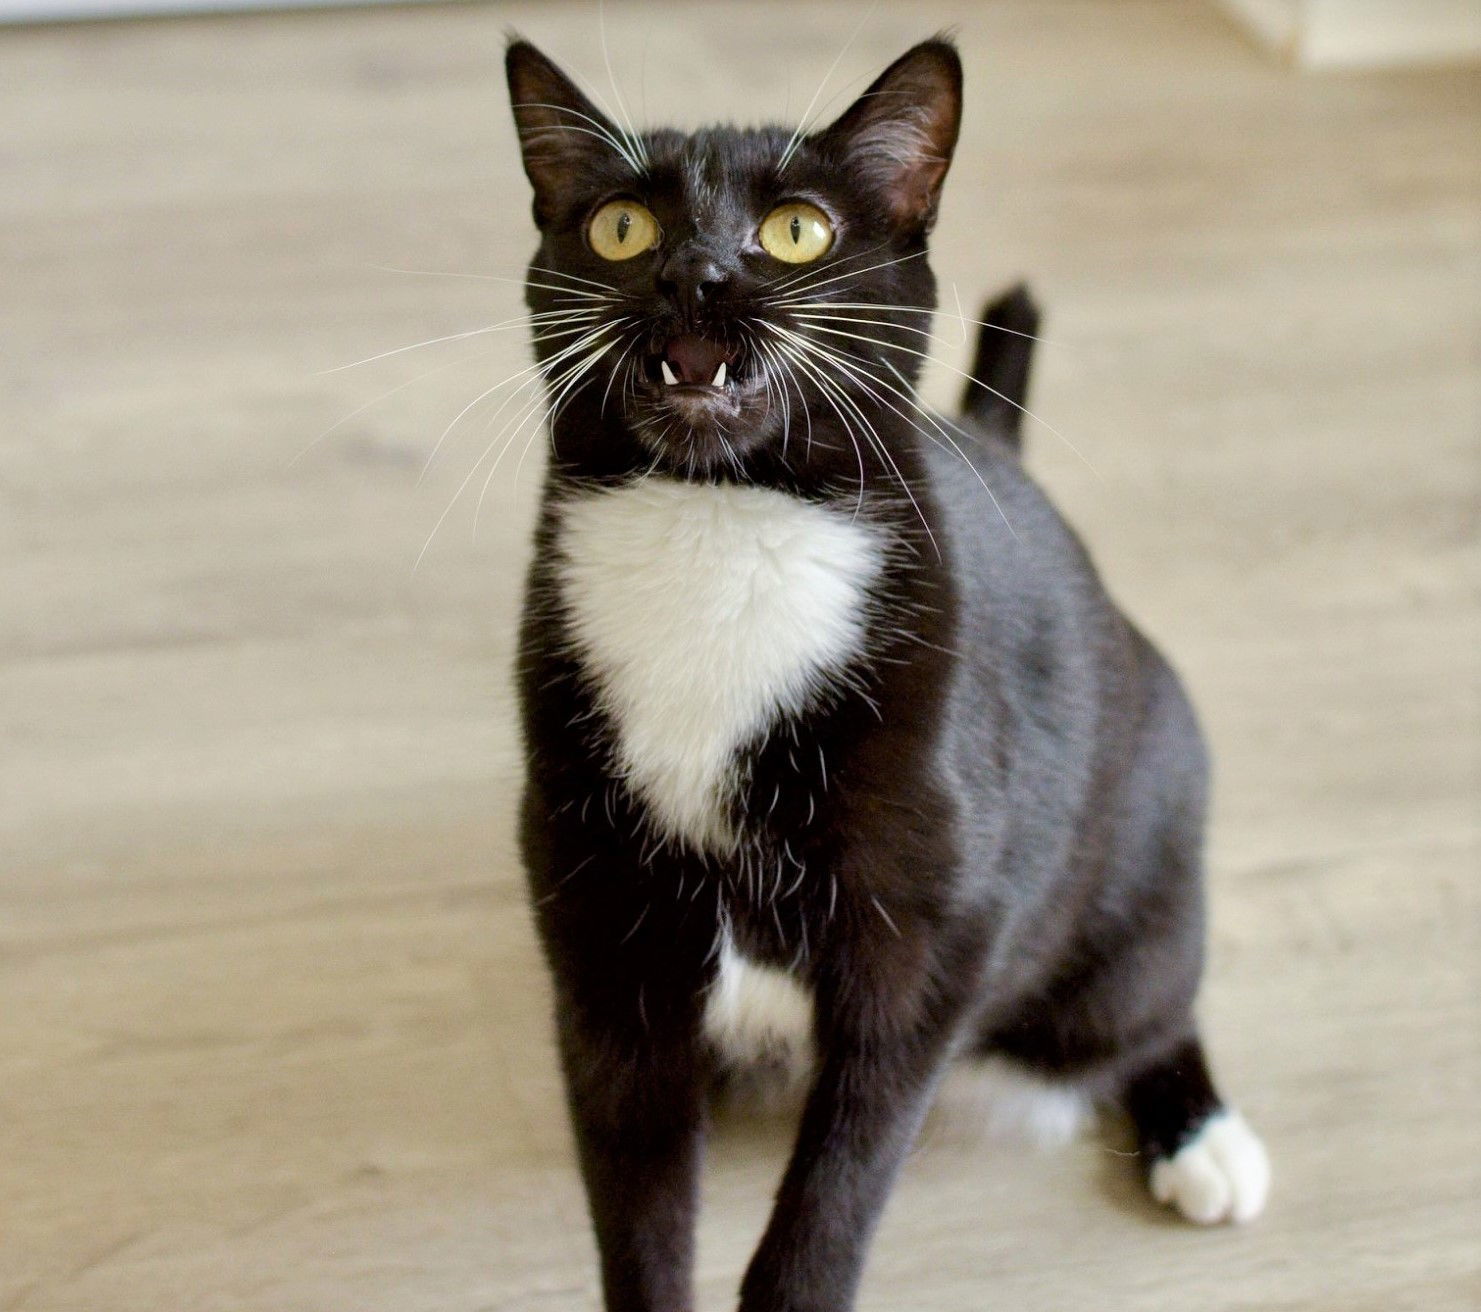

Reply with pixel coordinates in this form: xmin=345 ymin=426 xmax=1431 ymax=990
xmin=480 ymin=321 xmax=633 ymax=534
xmin=596 ymin=324 xmax=644 ymax=418
xmin=598 ymin=0 xmax=648 ymax=168
xmin=291 ymin=342 xmax=498 ymax=469
xmin=772 ymin=334 xmax=868 ymax=520
xmin=787 ymin=318 xmax=1097 ymax=473
xmin=744 ymin=326 xmax=786 ymax=456
xmin=949 ymin=282 xmax=969 ymax=348
xmin=773 ymin=324 xmax=1016 ymax=542
xmin=878 ymin=356 xmax=1019 ymax=537
xmin=782 ymin=300 xmax=1061 ymax=348
xmin=770 ymin=324 xmax=936 ymax=548
xmin=755 ymin=240 xmax=891 ymax=297
xmin=418 ymin=321 xmax=616 ymax=484
xmin=758 ymin=331 xmax=814 ymax=458
xmin=470 ymin=381 xmax=562 ymax=525
xmin=318 ymin=313 xmax=584 ymax=375
xmin=798 ymin=343 xmax=938 ymax=557
xmin=777 ymin=322 xmax=1007 ymax=493
xmin=516 ymin=338 xmax=624 ymax=497
xmin=752 ymin=333 xmax=807 ymax=461
xmin=516 ymin=122 xmax=640 ymax=169
xmin=812 ymin=367 xmax=933 ymax=547
xmin=419 ymin=337 xmax=614 ymax=570
xmin=764 ymin=248 xmax=930 ymax=303
xmin=320 ymin=308 xmax=601 ymax=375
xmin=369 ymin=264 xmax=618 ymax=303
xmin=777 ymin=0 xmax=877 ymax=170
xmin=473 ymin=348 xmax=603 ymax=537
xmin=527 ymin=265 xmax=626 ymax=295
xmin=419 ymin=370 xmax=542 ymax=488
xmin=556 ymin=59 xmax=650 ymax=171
xmin=430 ymin=358 xmax=555 ymax=485
xmin=512 ymin=101 xmax=641 ymax=172
xmin=792 ymin=311 xmax=956 ymax=344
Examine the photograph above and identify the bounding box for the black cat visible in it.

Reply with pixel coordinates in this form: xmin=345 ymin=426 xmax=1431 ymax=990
xmin=505 ymin=34 xmax=1269 ymax=1312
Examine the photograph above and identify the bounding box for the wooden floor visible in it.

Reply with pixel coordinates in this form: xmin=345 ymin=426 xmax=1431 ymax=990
xmin=2 ymin=2 xmax=1477 ymax=1309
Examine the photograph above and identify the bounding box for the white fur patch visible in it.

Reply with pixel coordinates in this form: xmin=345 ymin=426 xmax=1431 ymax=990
xmin=702 ymin=934 xmax=814 ymax=1076
xmin=1151 ymin=1110 xmax=1271 ymax=1225
xmin=966 ymin=1056 xmax=1092 ymax=1148
xmin=556 ymin=478 xmax=882 ymax=852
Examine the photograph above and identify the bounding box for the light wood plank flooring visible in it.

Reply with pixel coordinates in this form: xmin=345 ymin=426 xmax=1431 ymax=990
xmin=1 ymin=3 xmax=1476 ymax=1308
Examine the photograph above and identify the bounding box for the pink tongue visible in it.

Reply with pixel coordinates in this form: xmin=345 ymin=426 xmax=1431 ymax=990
xmin=665 ymin=334 xmax=731 ymax=384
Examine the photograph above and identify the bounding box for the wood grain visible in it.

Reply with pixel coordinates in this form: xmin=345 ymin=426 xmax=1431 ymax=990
xmin=1 ymin=3 xmax=1476 ymax=1309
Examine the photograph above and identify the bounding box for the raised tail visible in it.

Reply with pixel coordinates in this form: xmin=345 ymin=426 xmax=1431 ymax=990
xmin=960 ymin=282 xmax=1040 ymax=452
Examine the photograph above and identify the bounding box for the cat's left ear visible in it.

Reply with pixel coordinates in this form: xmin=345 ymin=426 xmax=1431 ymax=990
xmin=817 ymin=38 xmax=962 ymax=238
xmin=506 ymin=38 xmax=628 ymax=225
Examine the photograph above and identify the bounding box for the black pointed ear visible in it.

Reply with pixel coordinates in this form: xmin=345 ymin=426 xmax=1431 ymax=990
xmin=506 ymin=38 xmax=627 ymax=225
xmin=817 ymin=39 xmax=962 ymax=237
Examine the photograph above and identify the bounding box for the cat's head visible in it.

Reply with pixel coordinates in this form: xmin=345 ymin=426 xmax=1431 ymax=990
xmin=505 ymin=37 xmax=962 ymax=476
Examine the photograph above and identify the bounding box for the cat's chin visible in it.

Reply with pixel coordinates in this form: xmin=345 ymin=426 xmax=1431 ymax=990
xmin=629 ymin=379 xmax=778 ymax=473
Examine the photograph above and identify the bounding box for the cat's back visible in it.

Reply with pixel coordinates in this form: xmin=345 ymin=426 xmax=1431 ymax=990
xmin=922 ymin=422 xmax=1111 ymax=654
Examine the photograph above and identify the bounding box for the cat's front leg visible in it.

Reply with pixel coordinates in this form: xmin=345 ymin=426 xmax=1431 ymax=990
xmin=525 ymin=794 xmax=711 ymax=1312
xmin=556 ymin=996 xmax=706 ymax=1312
xmin=737 ymin=908 xmax=974 ymax=1312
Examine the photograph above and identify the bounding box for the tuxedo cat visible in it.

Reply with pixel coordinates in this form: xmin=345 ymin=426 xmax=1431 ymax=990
xmin=505 ymin=34 xmax=1269 ymax=1312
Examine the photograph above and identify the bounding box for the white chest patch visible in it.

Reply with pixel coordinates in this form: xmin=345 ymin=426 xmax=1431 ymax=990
xmin=555 ymin=478 xmax=882 ymax=852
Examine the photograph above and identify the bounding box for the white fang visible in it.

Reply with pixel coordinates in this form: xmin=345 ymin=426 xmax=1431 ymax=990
xmin=712 ymin=361 xmax=726 ymax=387
xmin=556 ymin=479 xmax=881 ymax=851
xmin=660 ymin=359 xmax=678 ymax=385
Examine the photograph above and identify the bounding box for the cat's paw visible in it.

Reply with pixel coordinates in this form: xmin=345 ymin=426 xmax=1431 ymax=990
xmin=1149 ymin=1110 xmax=1270 ymax=1225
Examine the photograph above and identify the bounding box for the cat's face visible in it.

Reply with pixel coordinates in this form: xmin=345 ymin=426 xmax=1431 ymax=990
xmin=506 ymin=39 xmax=961 ymax=476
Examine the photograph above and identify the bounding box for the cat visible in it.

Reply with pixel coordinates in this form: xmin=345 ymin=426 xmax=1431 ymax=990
xmin=504 ymin=33 xmax=1270 ymax=1312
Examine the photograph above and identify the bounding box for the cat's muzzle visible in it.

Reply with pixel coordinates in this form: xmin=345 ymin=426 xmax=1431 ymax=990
xmin=643 ymin=332 xmax=746 ymax=397
xmin=632 ymin=329 xmax=776 ymax=467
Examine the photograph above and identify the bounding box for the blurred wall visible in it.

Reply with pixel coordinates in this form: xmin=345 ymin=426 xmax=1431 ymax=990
xmin=6 ymin=0 xmax=1481 ymax=71
xmin=0 ymin=0 xmax=432 ymax=22
xmin=1218 ymin=0 xmax=1481 ymax=66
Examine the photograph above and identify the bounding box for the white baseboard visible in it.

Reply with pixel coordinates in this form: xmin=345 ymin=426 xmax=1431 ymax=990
xmin=1218 ymin=0 xmax=1481 ymax=67
xmin=0 ymin=0 xmax=435 ymax=22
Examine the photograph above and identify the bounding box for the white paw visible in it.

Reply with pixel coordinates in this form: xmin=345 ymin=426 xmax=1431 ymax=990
xmin=1150 ymin=1110 xmax=1271 ymax=1224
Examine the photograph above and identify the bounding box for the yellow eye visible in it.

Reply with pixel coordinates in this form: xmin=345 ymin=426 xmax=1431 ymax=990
xmin=587 ymin=200 xmax=660 ymax=261
xmin=758 ymin=202 xmax=834 ymax=263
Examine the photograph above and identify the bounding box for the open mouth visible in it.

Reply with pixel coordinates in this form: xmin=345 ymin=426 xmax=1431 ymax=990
xmin=631 ymin=328 xmax=779 ymax=464
xmin=643 ymin=333 xmax=746 ymax=394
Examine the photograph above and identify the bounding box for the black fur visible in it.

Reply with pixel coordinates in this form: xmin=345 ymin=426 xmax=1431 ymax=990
xmin=505 ymin=36 xmax=1246 ymax=1312
xmin=961 ymin=282 xmax=1038 ymax=447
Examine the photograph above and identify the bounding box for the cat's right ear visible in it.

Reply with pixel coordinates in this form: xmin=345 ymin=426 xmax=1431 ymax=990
xmin=506 ymin=39 xmax=626 ymax=226
xmin=816 ymin=38 xmax=963 ymax=239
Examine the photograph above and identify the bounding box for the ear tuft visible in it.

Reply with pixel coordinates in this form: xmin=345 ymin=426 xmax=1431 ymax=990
xmin=817 ymin=38 xmax=963 ymax=238
xmin=506 ymin=38 xmax=630 ymax=224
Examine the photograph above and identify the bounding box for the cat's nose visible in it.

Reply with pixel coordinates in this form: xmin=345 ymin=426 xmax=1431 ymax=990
xmin=657 ymin=248 xmax=730 ymax=315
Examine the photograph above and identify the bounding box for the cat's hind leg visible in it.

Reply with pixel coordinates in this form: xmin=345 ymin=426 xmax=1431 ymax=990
xmin=1121 ymin=1035 xmax=1270 ymax=1225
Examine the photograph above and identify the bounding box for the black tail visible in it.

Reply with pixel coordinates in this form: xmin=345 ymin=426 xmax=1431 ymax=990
xmin=960 ymin=282 xmax=1040 ymax=451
